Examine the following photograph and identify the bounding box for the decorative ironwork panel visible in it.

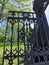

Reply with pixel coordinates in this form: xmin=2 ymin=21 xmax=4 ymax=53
xmin=2 ymin=11 xmax=49 ymax=65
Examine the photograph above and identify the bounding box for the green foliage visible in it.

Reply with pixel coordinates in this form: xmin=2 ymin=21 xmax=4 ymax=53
xmin=5 ymin=1 xmax=17 ymax=11
xmin=0 ymin=0 xmax=3 ymax=3
xmin=0 ymin=35 xmax=4 ymax=42
xmin=0 ymin=28 xmax=4 ymax=42
xmin=0 ymin=0 xmax=32 ymax=12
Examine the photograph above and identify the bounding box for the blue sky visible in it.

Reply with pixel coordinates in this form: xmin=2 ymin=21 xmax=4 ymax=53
xmin=0 ymin=22 xmax=6 ymax=29
xmin=45 ymin=5 xmax=49 ymax=25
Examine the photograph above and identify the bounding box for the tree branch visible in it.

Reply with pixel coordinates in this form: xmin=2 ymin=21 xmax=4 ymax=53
xmin=0 ymin=15 xmax=7 ymax=23
xmin=0 ymin=0 xmax=8 ymax=22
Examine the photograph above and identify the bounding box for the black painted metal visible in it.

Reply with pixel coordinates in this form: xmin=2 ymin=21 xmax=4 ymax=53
xmin=2 ymin=0 xmax=49 ymax=65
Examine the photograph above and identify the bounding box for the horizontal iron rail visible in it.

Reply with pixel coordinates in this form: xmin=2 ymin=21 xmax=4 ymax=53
xmin=7 ymin=17 xmax=42 ymax=21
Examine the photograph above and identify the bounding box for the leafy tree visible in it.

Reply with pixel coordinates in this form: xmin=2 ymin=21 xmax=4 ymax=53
xmin=0 ymin=0 xmax=32 ymax=22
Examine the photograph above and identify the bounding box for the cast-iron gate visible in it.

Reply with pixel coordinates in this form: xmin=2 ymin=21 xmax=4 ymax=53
xmin=2 ymin=11 xmax=49 ymax=65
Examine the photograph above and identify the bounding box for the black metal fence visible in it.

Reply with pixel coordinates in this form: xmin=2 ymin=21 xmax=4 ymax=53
xmin=2 ymin=11 xmax=49 ymax=65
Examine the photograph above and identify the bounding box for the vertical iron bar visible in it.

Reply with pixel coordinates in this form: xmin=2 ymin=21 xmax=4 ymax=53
xmin=10 ymin=23 xmax=14 ymax=65
xmin=26 ymin=23 xmax=29 ymax=51
xmin=39 ymin=25 xmax=44 ymax=50
xmin=23 ymin=23 xmax=26 ymax=65
xmin=35 ymin=22 xmax=38 ymax=48
xmin=41 ymin=16 xmax=49 ymax=47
